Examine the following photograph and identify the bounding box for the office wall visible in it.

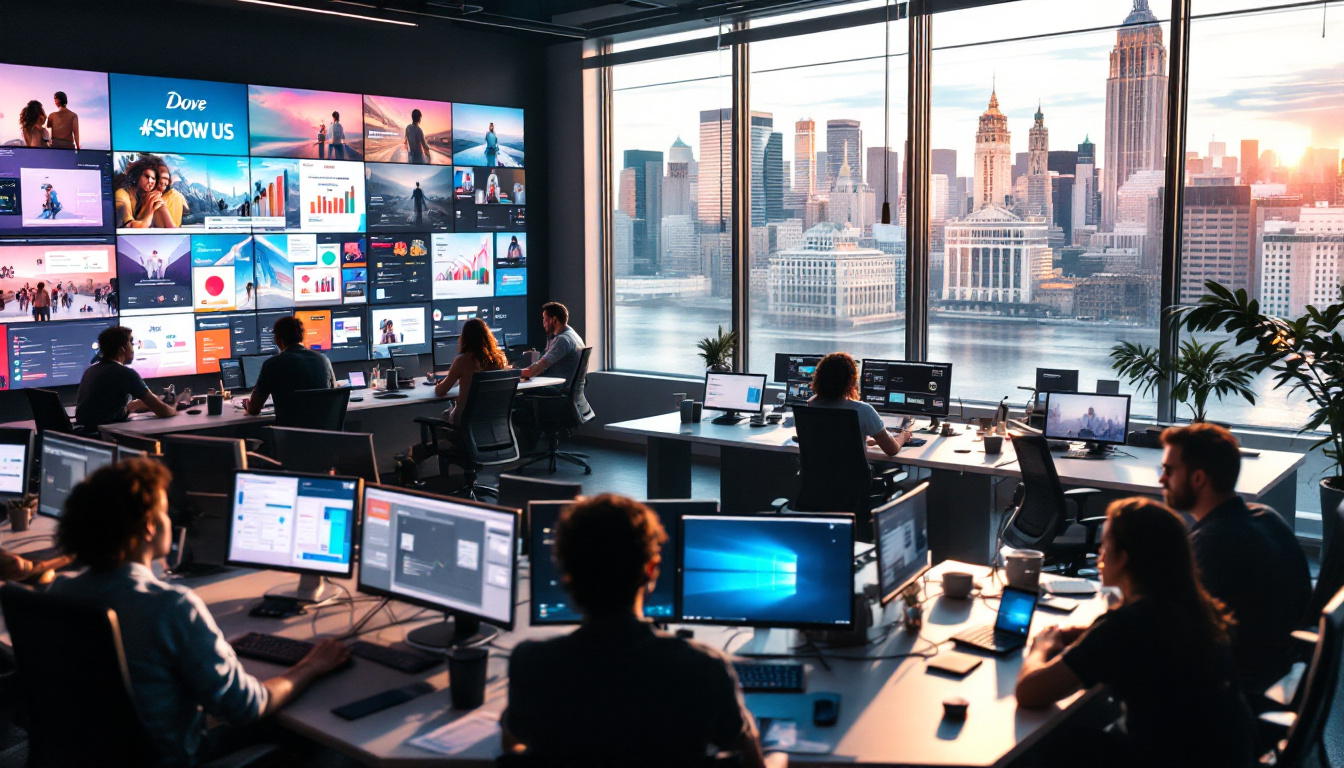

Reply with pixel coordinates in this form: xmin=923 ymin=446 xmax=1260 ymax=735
xmin=0 ymin=0 xmax=550 ymax=419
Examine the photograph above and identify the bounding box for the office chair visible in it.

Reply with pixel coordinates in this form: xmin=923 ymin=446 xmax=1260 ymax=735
xmin=789 ymin=405 xmax=904 ymax=542
xmin=1273 ymin=502 xmax=1344 ymax=709
xmin=1003 ymin=434 xmax=1104 ymax=576
xmin=1309 ymin=503 xmax=1344 ymax=624
xmin=1260 ymin=586 xmax=1344 ymax=768
xmin=272 ymin=387 xmax=351 ymax=431
xmin=496 ymin=473 xmax=582 ymax=556
xmin=414 ymin=369 xmax=522 ymax=501
xmin=518 ymin=347 xmax=595 ymax=475
xmin=0 ymin=585 xmax=278 ymax=768
xmin=25 ymin=388 xmax=77 ymax=435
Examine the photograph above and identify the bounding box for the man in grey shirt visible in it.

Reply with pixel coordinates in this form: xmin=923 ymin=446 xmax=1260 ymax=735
xmin=51 ymin=459 xmax=349 ymax=767
xmin=521 ymin=301 xmax=584 ymax=387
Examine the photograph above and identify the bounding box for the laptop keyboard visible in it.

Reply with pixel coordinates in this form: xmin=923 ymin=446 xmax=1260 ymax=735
xmin=957 ymin=625 xmax=998 ymax=647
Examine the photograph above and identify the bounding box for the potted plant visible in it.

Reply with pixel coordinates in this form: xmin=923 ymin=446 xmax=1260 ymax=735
xmin=1108 ymin=338 xmax=1257 ymax=423
xmin=1179 ymin=280 xmax=1344 ymax=549
xmin=696 ymin=325 xmax=738 ymax=372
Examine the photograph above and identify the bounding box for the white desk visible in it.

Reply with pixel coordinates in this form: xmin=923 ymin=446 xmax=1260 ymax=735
xmin=607 ymin=413 xmax=1305 ymax=562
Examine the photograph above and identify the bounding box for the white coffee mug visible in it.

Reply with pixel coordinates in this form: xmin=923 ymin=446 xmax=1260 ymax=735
xmin=1005 ymin=549 xmax=1045 ymax=591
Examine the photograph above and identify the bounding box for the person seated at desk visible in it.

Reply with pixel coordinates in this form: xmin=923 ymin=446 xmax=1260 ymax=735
xmin=1015 ymin=498 xmax=1255 ymax=768
xmin=50 ymin=458 xmax=350 ymax=768
xmin=76 ymin=325 xmax=182 ymax=430
xmin=434 ymin=318 xmax=508 ymax=420
xmin=807 ymin=352 xmax=911 ymax=457
xmin=242 ymin=316 xmax=335 ymax=416
xmin=1159 ymin=422 xmax=1310 ymax=705
xmin=503 ymin=494 xmax=778 ymax=768
xmin=518 ymin=301 xmax=584 ymax=390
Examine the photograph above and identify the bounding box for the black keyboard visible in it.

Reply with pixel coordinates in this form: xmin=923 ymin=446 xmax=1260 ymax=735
xmin=349 ymin=641 xmax=442 ymax=673
xmin=733 ymin=662 xmax=805 ymax=693
xmin=231 ymin=632 xmax=314 ymax=666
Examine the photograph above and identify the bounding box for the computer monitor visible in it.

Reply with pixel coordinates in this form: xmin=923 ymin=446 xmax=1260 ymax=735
xmin=677 ymin=513 xmax=855 ymax=630
xmin=225 ymin=469 xmax=362 ymax=603
xmin=529 ymin=498 xmax=717 ymax=626
xmin=240 ymin=354 xmax=273 ymax=389
xmin=703 ymin=372 xmax=767 ymax=425
xmin=219 ymin=358 xmax=244 ymax=392
xmin=873 ymin=482 xmax=931 ymax=605
xmin=159 ymin=435 xmax=247 ymax=511
xmin=1043 ymin=392 xmax=1131 ymax=454
xmin=271 ymin=427 xmax=380 ymax=483
xmin=37 ymin=432 xmax=116 ymax=518
xmin=857 ymin=359 xmax=953 ymax=421
xmin=358 ymin=485 xmax=519 ymax=649
xmin=1097 ymin=379 xmax=1121 ymax=395
xmin=0 ymin=428 xmax=33 ymax=500
xmin=1035 ymin=368 xmax=1079 ymax=395
xmin=105 ymin=432 xmax=161 ymax=458
xmin=391 ymin=353 xmax=421 ymax=376
xmin=773 ymin=353 xmax=821 ymax=408
xmin=346 ymin=370 xmax=368 ymax=390
xmin=433 ymin=336 xmax=460 ymax=369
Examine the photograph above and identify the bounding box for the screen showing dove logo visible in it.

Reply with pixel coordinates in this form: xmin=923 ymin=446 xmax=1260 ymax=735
xmin=109 ymin=74 xmax=249 ymax=155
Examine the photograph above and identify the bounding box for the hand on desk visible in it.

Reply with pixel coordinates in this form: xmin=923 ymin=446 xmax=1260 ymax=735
xmin=1030 ymin=625 xmax=1086 ymax=659
xmin=299 ymin=638 xmax=352 ymax=676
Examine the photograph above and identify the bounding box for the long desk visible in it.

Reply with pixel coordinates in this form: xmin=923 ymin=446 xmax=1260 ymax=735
xmin=1 ymin=519 xmax=1111 ymax=767
xmin=607 ymin=413 xmax=1305 ymax=563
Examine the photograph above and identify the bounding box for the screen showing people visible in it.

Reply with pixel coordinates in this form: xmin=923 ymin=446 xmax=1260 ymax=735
xmin=1043 ymin=392 xmax=1131 ymax=445
xmin=859 ymin=360 xmax=953 ymax=417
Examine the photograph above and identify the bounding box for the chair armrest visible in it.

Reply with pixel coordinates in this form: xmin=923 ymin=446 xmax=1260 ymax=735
xmin=1292 ymin=629 xmax=1319 ymax=646
xmin=1264 ymin=662 xmax=1307 ymax=708
xmin=1063 ymin=488 xmax=1103 ymax=497
xmin=246 ymin=452 xmax=282 ymax=470
xmin=1258 ymin=710 xmax=1296 ymax=731
xmin=875 ymin=466 xmax=906 ymax=480
xmin=1076 ymin=515 xmax=1108 ymax=528
xmin=413 ymin=416 xmax=450 ymax=427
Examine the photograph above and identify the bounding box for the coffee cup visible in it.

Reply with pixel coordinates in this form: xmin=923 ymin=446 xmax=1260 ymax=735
xmin=943 ymin=571 xmax=974 ymax=599
xmin=1005 ymin=549 xmax=1045 ymax=591
xmin=207 ymin=394 xmax=223 ymax=416
xmin=983 ymin=435 xmax=1003 ymax=454
xmin=680 ymin=399 xmax=695 ymax=423
xmin=448 ymin=647 xmax=489 ymax=710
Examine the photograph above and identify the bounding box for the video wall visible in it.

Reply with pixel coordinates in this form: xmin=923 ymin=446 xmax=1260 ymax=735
xmin=0 ymin=61 xmax=529 ymax=390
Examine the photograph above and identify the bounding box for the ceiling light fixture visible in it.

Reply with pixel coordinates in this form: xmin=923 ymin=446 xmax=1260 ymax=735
xmin=237 ymin=0 xmax=418 ymax=26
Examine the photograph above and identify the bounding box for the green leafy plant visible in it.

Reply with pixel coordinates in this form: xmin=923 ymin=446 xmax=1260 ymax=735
xmin=1108 ymin=338 xmax=1257 ymax=423
xmin=695 ymin=325 xmax=738 ymax=371
xmin=1178 ymin=280 xmax=1344 ymax=478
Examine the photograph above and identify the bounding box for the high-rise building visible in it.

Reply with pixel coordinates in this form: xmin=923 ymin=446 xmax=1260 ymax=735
xmin=1072 ymin=136 xmax=1100 ymax=241
xmin=660 ymin=214 xmax=700 ymax=274
xmin=1102 ymin=0 xmax=1169 ymax=229
xmin=827 ymin=145 xmax=876 ymax=232
xmin=943 ymin=205 xmax=1052 ymax=305
xmin=866 ymin=146 xmax=901 ymax=209
xmin=663 ymin=136 xmax=693 ymax=217
xmin=932 ymin=149 xmax=961 ymax=220
xmin=765 ymin=131 xmax=785 ymax=223
xmin=816 ymin=150 xmax=829 ymax=190
xmin=1240 ymin=139 xmax=1260 ymax=184
xmin=698 ymin=108 xmax=731 ymax=229
xmin=613 ymin=209 xmax=634 ymax=277
xmin=1259 ymin=209 xmax=1344 ymax=316
xmin=768 ymin=222 xmax=898 ymax=328
xmin=1180 ymin=185 xmax=1255 ymax=305
xmin=749 ymin=112 xmax=774 ymax=227
xmin=623 ymin=149 xmax=664 ymax=275
xmin=973 ymin=89 xmax=1012 ymax=211
xmin=794 ymin=119 xmax=816 ymax=197
xmin=1023 ymin=104 xmax=1053 ymax=221
xmin=1115 ymin=169 xmax=1165 ymax=271
xmin=826 ymin=120 xmax=862 ymax=190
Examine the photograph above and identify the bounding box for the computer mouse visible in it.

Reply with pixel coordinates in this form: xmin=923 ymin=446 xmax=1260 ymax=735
xmin=187 ymin=409 xmax=201 ymax=415
xmin=943 ymin=697 xmax=969 ymax=721
xmin=350 ymin=396 xmax=364 ymax=402
xmin=813 ymin=694 xmax=840 ymax=727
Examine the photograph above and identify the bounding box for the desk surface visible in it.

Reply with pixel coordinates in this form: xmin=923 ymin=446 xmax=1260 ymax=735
xmin=607 ymin=412 xmax=1305 ymax=501
xmin=1 ymin=518 xmax=1109 ymax=768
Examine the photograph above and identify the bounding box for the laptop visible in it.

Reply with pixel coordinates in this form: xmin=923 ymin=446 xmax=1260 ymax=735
xmin=952 ymin=586 xmax=1038 ymax=655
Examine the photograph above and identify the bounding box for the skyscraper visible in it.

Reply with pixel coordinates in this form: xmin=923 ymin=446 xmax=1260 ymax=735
xmin=749 ymin=112 xmax=775 ymax=227
xmin=826 ymin=120 xmax=862 ymax=190
xmin=623 ymin=149 xmax=664 ymax=275
xmin=765 ymin=131 xmax=785 ymax=223
xmin=794 ymin=119 xmax=816 ymax=197
xmin=865 ymin=146 xmax=900 ymax=216
xmin=1073 ymin=136 xmax=1100 ymax=241
xmin=663 ymin=136 xmax=693 ymax=217
xmin=1102 ymin=0 xmax=1169 ymax=229
xmin=973 ymin=89 xmax=1012 ymax=211
xmin=1181 ymin=185 xmax=1254 ymax=305
xmin=1024 ymin=104 xmax=1052 ymax=221
xmin=816 ymin=151 xmax=829 ymax=190
xmin=698 ymin=108 xmax=731 ymax=229
xmin=932 ymin=149 xmax=961 ymax=219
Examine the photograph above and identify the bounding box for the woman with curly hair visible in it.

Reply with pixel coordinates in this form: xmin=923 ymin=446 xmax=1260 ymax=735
xmin=113 ymin=157 xmax=164 ymax=229
xmin=435 ymin=317 xmax=508 ymax=422
xmin=18 ymin=100 xmax=50 ymax=147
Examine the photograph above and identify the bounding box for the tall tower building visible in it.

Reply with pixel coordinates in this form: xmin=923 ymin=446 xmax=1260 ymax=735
xmin=794 ymin=119 xmax=816 ymax=197
xmin=816 ymin=151 xmax=829 ymax=190
xmin=749 ymin=111 xmax=774 ymax=227
xmin=663 ymin=136 xmax=693 ymax=217
xmin=1239 ymin=139 xmax=1259 ymax=183
xmin=1072 ymin=135 xmax=1100 ymax=242
xmin=826 ymin=120 xmax=862 ymax=190
xmin=698 ymin=108 xmax=731 ymax=229
xmin=765 ymin=131 xmax=785 ymax=223
xmin=973 ymin=89 xmax=1012 ymax=211
xmin=1102 ymin=0 xmax=1169 ymax=229
xmin=1024 ymin=103 xmax=1053 ymax=221
xmin=866 ymin=146 xmax=900 ymax=222
xmin=623 ymin=149 xmax=664 ymax=275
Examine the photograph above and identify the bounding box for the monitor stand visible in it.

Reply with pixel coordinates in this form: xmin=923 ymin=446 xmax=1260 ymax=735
xmin=1081 ymin=441 xmax=1111 ymax=458
xmin=711 ymin=410 xmax=746 ymax=425
xmin=406 ymin=611 xmax=498 ymax=651
xmin=734 ymin=627 xmax=793 ymax=656
xmin=264 ymin=574 xmax=337 ymax=606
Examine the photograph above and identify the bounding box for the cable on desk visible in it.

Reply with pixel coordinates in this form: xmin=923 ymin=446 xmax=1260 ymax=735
xmin=722 ymin=629 xmax=751 ymax=653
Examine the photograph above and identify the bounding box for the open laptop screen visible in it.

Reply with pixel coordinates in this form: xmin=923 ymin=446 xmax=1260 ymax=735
xmin=994 ymin=586 xmax=1038 ymax=637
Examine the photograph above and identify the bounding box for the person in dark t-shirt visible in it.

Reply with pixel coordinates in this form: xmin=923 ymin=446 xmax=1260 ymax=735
xmin=1016 ymin=498 xmax=1255 ymax=768
xmin=76 ymin=325 xmax=181 ymax=430
xmin=243 ymin=316 xmax=334 ymax=416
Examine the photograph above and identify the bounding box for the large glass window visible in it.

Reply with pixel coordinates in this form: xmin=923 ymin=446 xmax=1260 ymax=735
xmin=611 ymin=48 xmax=733 ymax=376
xmin=1178 ymin=1 xmax=1342 ymax=428
xmin=747 ymin=16 xmax=909 ymax=380
xmin=928 ymin=0 xmax=1166 ymax=418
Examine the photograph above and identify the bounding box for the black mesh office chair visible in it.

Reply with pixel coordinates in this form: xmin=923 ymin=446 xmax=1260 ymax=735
xmin=1003 ymin=434 xmax=1104 ymax=575
xmin=519 ymin=347 xmax=595 ymax=475
xmin=272 ymin=387 xmax=351 ymax=431
xmin=0 ymin=585 xmax=277 ymax=768
xmin=415 ymin=370 xmax=521 ymax=501
xmin=496 ymin=473 xmax=582 ymax=556
xmin=1261 ymin=586 xmax=1344 ymax=767
xmin=25 ymin=389 xmax=76 ymax=435
xmin=790 ymin=405 xmax=903 ymax=542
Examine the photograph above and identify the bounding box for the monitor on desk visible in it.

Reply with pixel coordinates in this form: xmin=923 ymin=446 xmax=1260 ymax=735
xmin=676 ymin=513 xmax=855 ymax=630
xmin=859 ymin=359 xmax=953 ymax=418
xmin=391 ymin=353 xmax=421 ymax=376
xmin=219 ymin=358 xmax=244 ymax=392
xmin=529 ymin=498 xmax=717 ymax=626
xmin=159 ymin=435 xmax=247 ymax=510
xmin=271 ymin=427 xmax=380 ymax=484
xmin=703 ymin=372 xmax=767 ymax=424
xmin=226 ymin=469 xmax=362 ymax=603
xmin=358 ymin=485 xmax=518 ymax=649
xmin=239 ymin=354 xmax=273 ymax=390
xmin=1036 ymin=368 xmax=1079 ymax=396
xmin=105 ymin=432 xmax=161 ymax=458
xmin=0 ymin=428 xmax=33 ymax=500
xmin=873 ymin=482 xmax=930 ymax=605
xmin=1043 ymin=392 xmax=1131 ymax=450
xmin=37 ymin=432 xmax=116 ymax=518
xmin=774 ymin=353 xmax=821 ymax=408
xmin=433 ymin=337 xmax=460 ymax=370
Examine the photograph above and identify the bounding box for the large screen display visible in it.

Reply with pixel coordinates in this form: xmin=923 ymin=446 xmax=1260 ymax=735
xmin=370 ymin=303 xmax=430 ymax=358
xmin=112 ymin=152 xmax=251 ymax=232
xmin=0 ymin=240 xmax=117 ymax=322
xmin=368 ymin=235 xmax=430 ymax=304
xmin=195 ymin=311 xmax=257 ymax=373
xmin=0 ymin=63 xmax=112 ymax=150
xmin=191 ymin=234 xmax=255 ymax=312
xmin=116 ymin=234 xmax=193 ymax=316
xmin=362 ymin=95 xmax=452 ymax=165
xmin=0 ymin=148 xmax=114 ymax=235
xmin=431 ymin=233 xmax=492 ymax=299
xmin=366 ymin=163 xmax=453 ymax=232
xmin=248 ymin=85 xmax=364 ymax=160
xmin=124 ymin=312 xmax=197 ymax=379
xmin=452 ymin=104 xmax=524 ymax=167
xmin=6 ymin=319 xmax=112 ymax=389
xmin=109 ymin=74 xmax=249 ymax=156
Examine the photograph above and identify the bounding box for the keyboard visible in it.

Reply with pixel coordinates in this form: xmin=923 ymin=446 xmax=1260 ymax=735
xmin=733 ymin=661 xmax=805 ymax=693
xmin=1065 ymin=448 xmax=1105 ymax=459
xmin=349 ymin=641 xmax=442 ymax=673
xmin=231 ymin=632 xmax=314 ymax=666
xmin=952 ymin=625 xmax=1026 ymax=655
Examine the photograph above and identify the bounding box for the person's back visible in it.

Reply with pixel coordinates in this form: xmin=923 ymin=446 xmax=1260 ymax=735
xmin=33 ymin=288 xmax=50 ymax=308
xmin=808 ymin=396 xmax=884 ymax=445
xmin=76 ymin=358 xmax=149 ymax=428
xmin=254 ymin=344 xmax=334 ymax=412
xmin=543 ymin=325 xmax=584 ymax=385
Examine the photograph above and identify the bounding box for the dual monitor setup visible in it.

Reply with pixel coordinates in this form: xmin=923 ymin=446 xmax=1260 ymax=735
xmin=1033 ymin=367 xmax=1132 ymax=457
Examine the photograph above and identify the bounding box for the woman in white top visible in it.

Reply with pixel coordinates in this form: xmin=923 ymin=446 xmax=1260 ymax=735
xmin=436 ymin=318 xmax=509 ymax=424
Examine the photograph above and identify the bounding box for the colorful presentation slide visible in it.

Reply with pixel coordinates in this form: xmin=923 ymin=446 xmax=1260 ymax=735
xmin=109 ymin=74 xmax=248 ymax=156
xmin=296 ymin=240 xmax=343 ymax=305
xmin=496 ymin=232 xmax=525 ymax=268
xmin=432 ymin=300 xmax=490 ymax=337
xmin=7 ymin=319 xmax=112 ymax=390
xmin=0 ymin=63 xmax=112 ymax=150
xmin=0 ymin=240 xmax=117 ymax=321
xmin=248 ymin=85 xmax=364 ymax=161
xmin=125 ymin=312 xmax=197 ymax=378
xmin=496 ymin=268 xmax=526 ymax=297
xmin=0 ymin=148 xmax=114 ymax=235
xmin=113 ymin=152 xmax=251 ymax=232
xmin=116 ymin=234 xmax=193 ymax=315
xmin=326 ymin=234 xmax=366 ymax=304
xmin=370 ymin=303 xmax=430 ymax=358
xmin=362 ymin=95 xmax=452 ymax=165
xmin=431 ymin=233 xmax=492 ymax=299
xmin=248 ymin=157 xmax=301 ymax=231
xmin=254 ymin=234 xmax=309 ymax=308
xmin=329 ymin=306 xmax=366 ymax=362
xmin=490 ymin=297 xmax=527 ymax=343
xmin=368 ymin=235 xmax=430 ymax=303
xmin=457 ymin=168 xmax=523 ymax=206
xmin=452 ymin=104 xmax=524 ymax=168
xmin=366 ymin=163 xmax=453 ymax=231
xmin=194 ymin=312 xmax=257 ymax=374
xmin=298 ymin=159 xmax=365 ymax=232
xmin=293 ymin=308 xmax=333 ymax=351
xmin=191 ymin=234 xmax=254 ymax=312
